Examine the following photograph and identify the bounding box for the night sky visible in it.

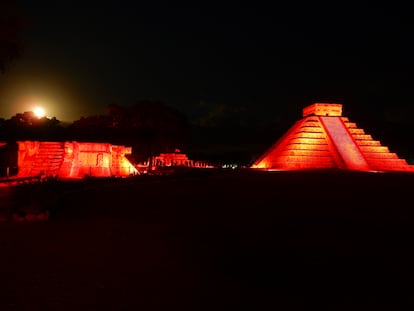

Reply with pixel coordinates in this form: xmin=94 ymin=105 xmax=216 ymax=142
xmin=1 ymin=1 xmax=414 ymax=159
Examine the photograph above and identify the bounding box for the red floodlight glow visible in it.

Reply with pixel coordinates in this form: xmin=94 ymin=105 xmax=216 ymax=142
xmin=252 ymin=103 xmax=414 ymax=172
xmin=17 ymin=141 xmax=138 ymax=178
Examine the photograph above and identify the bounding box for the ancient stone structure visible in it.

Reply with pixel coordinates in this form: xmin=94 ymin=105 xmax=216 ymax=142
xmin=151 ymin=151 xmax=210 ymax=168
xmin=17 ymin=141 xmax=137 ymax=178
xmin=251 ymin=103 xmax=414 ymax=172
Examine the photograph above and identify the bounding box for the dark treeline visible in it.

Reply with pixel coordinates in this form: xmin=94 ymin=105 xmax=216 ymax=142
xmin=0 ymin=101 xmax=191 ymax=163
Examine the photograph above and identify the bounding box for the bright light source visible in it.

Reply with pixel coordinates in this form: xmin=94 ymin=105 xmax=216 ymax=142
xmin=33 ymin=107 xmax=46 ymax=118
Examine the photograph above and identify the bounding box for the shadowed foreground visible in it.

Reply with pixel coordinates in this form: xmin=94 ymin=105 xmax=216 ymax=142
xmin=1 ymin=169 xmax=414 ymax=310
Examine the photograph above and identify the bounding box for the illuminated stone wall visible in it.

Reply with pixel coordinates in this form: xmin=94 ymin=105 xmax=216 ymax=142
xmin=152 ymin=153 xmax=190 ymax=167
xmin=151 ymin=152 xmax=211 ymax=168
xmin=17 ymin=141 xmax=137 ymax=178
xmin=252 ymin=103 xmax=414 ymax=172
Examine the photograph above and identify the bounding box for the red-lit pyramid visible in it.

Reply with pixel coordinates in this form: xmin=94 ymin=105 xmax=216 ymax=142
xmin=251 ymin=103 xmax=414 ymax=172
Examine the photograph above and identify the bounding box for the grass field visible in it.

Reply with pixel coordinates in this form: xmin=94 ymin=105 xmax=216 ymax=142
xmin=1 ymin=169 xmax=414 ymax=310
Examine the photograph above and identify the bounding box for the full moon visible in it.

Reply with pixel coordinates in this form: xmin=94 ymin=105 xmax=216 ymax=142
xmin=33 ymin=107 xmax=46 ymax=118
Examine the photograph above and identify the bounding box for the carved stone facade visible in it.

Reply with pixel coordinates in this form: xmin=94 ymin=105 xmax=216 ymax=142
xmin=17 ymin=141 xmax=137 ymax=178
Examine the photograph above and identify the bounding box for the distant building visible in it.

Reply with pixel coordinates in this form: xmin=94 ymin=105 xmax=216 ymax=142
xmin=151 ymin=149 xmax=211 ymax=168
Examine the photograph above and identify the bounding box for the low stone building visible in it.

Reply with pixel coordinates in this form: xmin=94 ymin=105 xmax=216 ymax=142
xmin=17 ymin=141 xmax=137 ymax=178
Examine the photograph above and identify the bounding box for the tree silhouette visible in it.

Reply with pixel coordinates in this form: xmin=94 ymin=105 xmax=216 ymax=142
xmin=70 ymin=101 xmax=190 ymax=163
xmin=0 ymin=111 xmax=65 ymax=141
xmin=0 ymin=0 xmax=26 ymax=73
xmin=1 ymin=102 xmax=190 ymax=164
xmin=67 ymin=115 xmax=112 ymax=142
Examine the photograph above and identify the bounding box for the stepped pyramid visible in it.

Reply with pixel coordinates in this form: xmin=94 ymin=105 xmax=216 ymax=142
xmin=251 ymin=103 xmax=414 ymax=172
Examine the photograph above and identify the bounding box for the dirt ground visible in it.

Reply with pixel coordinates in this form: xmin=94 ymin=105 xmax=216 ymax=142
xmin=1 ymin=169 xmax=414 ymax=310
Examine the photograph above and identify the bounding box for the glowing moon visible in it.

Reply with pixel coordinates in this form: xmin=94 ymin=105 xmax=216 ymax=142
xmin=33 ymin=107 xmax=46 ymax=118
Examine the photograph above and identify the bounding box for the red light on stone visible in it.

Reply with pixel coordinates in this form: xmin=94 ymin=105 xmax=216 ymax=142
xmin=17 ymin=141 xmax=138 ymax=178
xmin=252 ymin=103 xmax=414 ymax=172
xmin=303 ymin=103 xmax=342 ymax=117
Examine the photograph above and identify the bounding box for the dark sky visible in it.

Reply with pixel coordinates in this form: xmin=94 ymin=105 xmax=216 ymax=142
xmin=1 ymin=1 xmax=414 ymax=157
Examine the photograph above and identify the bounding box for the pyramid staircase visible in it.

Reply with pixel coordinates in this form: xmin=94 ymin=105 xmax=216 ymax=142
xmin=342 ymin=118 xmax=412 ymax=172
xmin=27 ymin=142 xmax=65 ymax=177
xmin=252 ymin=103 xmax=414 ymax=172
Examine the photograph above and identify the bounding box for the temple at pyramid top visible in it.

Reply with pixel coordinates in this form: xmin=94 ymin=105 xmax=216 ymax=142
xmin=251 ymin=103 xmax=414 ymax=172
xmin=302 ymin=103 xmax=342 ymax=117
